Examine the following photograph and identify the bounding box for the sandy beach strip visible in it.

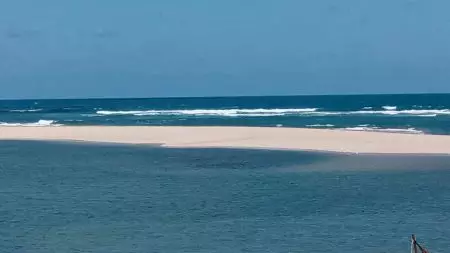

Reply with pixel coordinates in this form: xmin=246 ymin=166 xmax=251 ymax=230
xmin=1 ymin=126 xmax=450 ymax=154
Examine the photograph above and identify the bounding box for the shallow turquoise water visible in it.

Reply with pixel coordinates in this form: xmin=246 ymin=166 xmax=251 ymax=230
xmin=1 ymin=141 xmax=449 ymax=252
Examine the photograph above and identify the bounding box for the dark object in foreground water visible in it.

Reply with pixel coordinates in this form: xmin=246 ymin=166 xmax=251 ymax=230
xmin=411 ymin=235 xmax=430 ymax=253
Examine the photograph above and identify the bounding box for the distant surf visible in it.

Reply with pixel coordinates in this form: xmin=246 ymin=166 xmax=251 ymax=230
xmin=306 ymin=124 xmax=335 ymax=128
xmin=8 ymin=109 xmax=43 ymax=113
xmin=96 ymin=108 xmax=319 ymax=117
xmin=0 ymin=94 xmax=449 ymax=134
xmin=342 ymin=126 xmax=423 ymax=134
xmin=95 ymin=108 xmax=450 ymax=117
xmin=0 ymin=120 xmax=61 ymax=127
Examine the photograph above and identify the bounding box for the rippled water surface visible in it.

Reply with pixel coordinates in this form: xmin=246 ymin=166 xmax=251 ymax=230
xmin=1 ymin=141 xmax=449 ymax=252
xmin=1 ymin=93 xmax=450 ymax=134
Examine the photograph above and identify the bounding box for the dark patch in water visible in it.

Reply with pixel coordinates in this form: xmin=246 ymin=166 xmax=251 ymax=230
xmin=0 ymin=141 xmax=449 ymax=252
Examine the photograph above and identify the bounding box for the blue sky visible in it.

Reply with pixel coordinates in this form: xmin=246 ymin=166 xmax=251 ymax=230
xmin=1 ymin=0 xmax=450 ymax=99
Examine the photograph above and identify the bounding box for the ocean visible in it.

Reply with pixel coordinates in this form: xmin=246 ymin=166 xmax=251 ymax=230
xmin=1 ymin=94 xmax=450 ymax=252
xmin=1 ymin=141 xmax=450 ymax=253
xmin=1 ymin=93 xmax=450 ymax=134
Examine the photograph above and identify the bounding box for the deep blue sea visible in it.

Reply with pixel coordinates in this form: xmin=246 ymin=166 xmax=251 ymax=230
xmin=1 ymin=93 xmax=450 ymax=134
xmin=1 ymin=141 xmax=450 ymax=253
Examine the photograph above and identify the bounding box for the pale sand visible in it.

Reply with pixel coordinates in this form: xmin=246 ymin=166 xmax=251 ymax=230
xmin=1 ymin=126 xmax=450 ymax=154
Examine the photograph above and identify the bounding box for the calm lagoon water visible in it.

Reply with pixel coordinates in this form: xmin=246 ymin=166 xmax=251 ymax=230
xmin=1 ymin=141 xmax=449 ymax=252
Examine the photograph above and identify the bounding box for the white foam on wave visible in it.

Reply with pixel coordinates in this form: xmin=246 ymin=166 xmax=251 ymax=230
xmin=96 ymin=110 xmax=159 ymax=116
xmin=318 ymin=109 xmax=450 ymax=117
xmin=417 ymin=114 xmax=437 ymax=117
xmin=0 ymin=120 xmax=61 ymax=127
xmin=9 ymin=109 xmax=43 ymax=112
xmin=306 ymin=124 xmax=335 ymax=127
xmin=343 ymin=126 xmax=423 ymax=134
xmin=395 ymin=109 xmax=450 ymax=115
xmin=96 ymin=108 xmax=319 ymax=117
xmin=93 ymin=108 xmax=450 ymax=118
xmin=382 ymin=106 xmax=397 ymax=110
xmin=345 ymin=109 xmax=450 ymax=116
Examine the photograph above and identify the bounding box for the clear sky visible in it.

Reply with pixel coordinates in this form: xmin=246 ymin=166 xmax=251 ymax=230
xmin=1 ymin=0 xmax=450 ymax=99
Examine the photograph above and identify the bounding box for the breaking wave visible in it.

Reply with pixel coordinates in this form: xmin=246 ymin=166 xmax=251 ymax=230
xmin=9 ymin=109 xmax=43 ymax=113
xmin=0 ymin=120 xmax=61 ymax=127
xmin=94 ymin=108 xmax=450 ymax=117
xmin=96 ymin=108 xmax=319 ymax=117
xmin=349 ymin=109 xmax=450 ymax=116
xmin=306 ymin=124 xmax=335 ymax=127
xmin=343 ymin=126 xmax=423 ymax=134
xmin=382 ymin=106 xmax=397 ymax=110
xmin=313 ymin=109 xmax=450 ymax=117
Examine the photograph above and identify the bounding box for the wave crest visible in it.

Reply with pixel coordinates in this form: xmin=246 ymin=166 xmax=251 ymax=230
xmin=382 ymin=106 xmax=397 ymax=110
xmin=9 ymin=109 xmax=43 ymax=113
xmin=94 ymin=108 xmax=450 ymax=117
xmin=351 ymin=109 xmax=450 ymax=116
xmin=343 ymin=126 xmax=423 ymax=134
xmin=96 ymin=108 xmax=319 ymax=117
xmin=306 ymin=124 xmax=335 ymax=127
xmin=0 ymin=120 xmax=61 ymax=127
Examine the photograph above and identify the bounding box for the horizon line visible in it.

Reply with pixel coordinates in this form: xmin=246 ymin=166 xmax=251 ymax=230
xmin=1 ymin=92 xmax=449 ymax=101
